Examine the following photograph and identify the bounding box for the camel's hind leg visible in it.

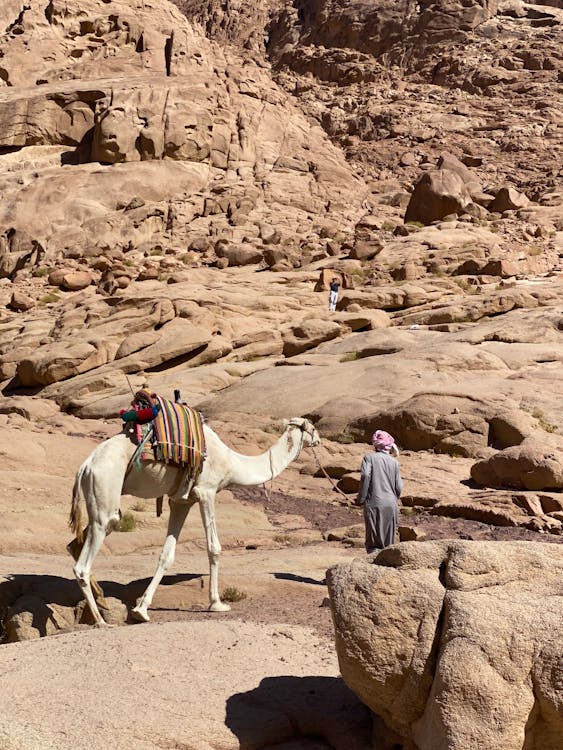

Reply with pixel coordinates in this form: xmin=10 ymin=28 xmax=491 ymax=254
xmin=131 ymin=499 xmax=194 ymax=623
xmin=70 ymin=447 xmax=124 ymax=625
xmin=73 ymin=521 xmax=109 ymax=626
xmin=67 ymin=536 xmax=107 ymax=607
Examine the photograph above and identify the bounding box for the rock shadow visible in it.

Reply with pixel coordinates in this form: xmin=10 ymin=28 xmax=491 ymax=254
xmin=225 ymin=675 xmax=372 ymax=750
xmin=273 ymin=572 xmax=326 ymax=586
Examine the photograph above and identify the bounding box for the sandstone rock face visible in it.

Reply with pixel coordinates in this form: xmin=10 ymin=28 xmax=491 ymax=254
xmin=0 ymin=0 xmax=363 ymax=272
xmin=327 ymin=541 xmax=563 ymax=750
xmin=268 ymin=0 xmax=499 ymax=77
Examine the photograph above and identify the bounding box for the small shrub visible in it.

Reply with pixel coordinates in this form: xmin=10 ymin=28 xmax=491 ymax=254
xmin=400 ymin=506 xmax=422 ymax=517
xmin=131 ymin=501 xmax=147 ymax=512
xmin=32 ymin=266 xmax=49 ymax=277
xmin=405 ymin=220 xmax=424 ymax=228
xmin=532 ymin=409 xmax=558 ymax=433
xmin=117 ymin=512 xmax=137 ymax=532
xmin=274 ymin=534 xmax=316 ymax=548
xmin=273 ymin=533 xmax=292 ymax=544
xmin=454 ymin=278 xmax=478 ymax=294
xmin=348 ymin=267 xmax=373 ymax=284
xmin=221 ymin=586 xmax=247 ymax=603
xmin=340 ymin=351 xmax=359 ymax=362
xmin=381 ymin=221 xmax=395 ymax=231
xmin=527 ymin=245 xmax=543 ymax=256
xmin=333 ymin=433 xmax=355 ymax=444
xmin=39 ymin=293 xmax=60 ymax=305
xmin=346 ymin=526 xmax=363 ymax=539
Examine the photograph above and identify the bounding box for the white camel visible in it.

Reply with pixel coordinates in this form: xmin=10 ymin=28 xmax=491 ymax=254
xmin=68 ymin=417 xmax=320 ymax=626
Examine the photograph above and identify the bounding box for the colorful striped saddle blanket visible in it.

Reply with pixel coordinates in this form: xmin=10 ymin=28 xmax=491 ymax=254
xmin=131 ymin=390 xmax=206 ymax=472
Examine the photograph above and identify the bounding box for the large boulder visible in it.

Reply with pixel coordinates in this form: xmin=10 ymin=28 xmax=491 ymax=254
xmin=2 ymin=595 xmax=75 ymax=642
xmin=404 ymin=169 xmax=472 ymax=225
xmin=327 ymin=541 xmax=563 ymax=750
xmin=17 ymin=341 xmax=113 ymax=386
xmin=490 ymin=186 xmax=530 ymax=213
xmin=282 ymin=318 xmax=341 ymax=357
xmin=348 ymin=393 xmax=534 ymax=458
xmin=471 ymin=436 xmax=563 ymax=490
xmin=314 ymin=269 xmax=346 ymax=292
xmin=215 ymin=243 xmax=264 ymax=267
xmin=437 ymin=151 xmax=482 ymax=198
xmin=0 ymin=228 xmax=45 ymax=279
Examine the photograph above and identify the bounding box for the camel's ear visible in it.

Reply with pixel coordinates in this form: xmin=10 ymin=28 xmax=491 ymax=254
xmin=281 ymin=419 xmax=290 ymax=430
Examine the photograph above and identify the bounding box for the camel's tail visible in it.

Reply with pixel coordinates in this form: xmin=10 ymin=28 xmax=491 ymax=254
xmin=69 ymin=463 xmax=86 ymax=543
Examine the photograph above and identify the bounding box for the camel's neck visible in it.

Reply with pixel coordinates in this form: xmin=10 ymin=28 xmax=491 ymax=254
xmin=214 ymin=426 xmax=305 ymax=488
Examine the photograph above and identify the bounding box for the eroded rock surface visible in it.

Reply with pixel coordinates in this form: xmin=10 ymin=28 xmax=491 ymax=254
xmin=328 ymin=541 xmax=563 ymax=750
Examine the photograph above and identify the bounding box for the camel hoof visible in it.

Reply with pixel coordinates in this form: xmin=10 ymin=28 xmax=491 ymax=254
xmin=209 ymin=601 xmax=231 ymax=613
xmin=130 ymin=606 xmax=151 ymax=623
xmin=93 ymin=620 xmax=113 ymax=629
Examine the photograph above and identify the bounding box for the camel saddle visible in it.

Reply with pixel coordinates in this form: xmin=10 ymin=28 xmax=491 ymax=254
xmin=126 ymin=389 xmax=207 ymax=472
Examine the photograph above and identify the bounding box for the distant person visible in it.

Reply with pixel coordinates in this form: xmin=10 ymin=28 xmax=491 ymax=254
xmin=328 ymin=277 xmax=340 ymax=311
xmin=356 ymin=430 xmax=403 ymax=554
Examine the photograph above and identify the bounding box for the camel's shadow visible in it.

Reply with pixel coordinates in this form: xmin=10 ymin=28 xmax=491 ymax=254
xmin=0 ymin=572 xmax=203 ymax=616
xmin=225 ymin=675 xmax=373 ymax=750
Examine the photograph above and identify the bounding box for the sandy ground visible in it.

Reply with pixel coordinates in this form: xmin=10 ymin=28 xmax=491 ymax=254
xmin=0 ymin=619 xmax=372 ymax=750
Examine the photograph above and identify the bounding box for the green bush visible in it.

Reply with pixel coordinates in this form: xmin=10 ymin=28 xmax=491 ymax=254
xmin=38 ymin=293 xmax=60 ymax=305
xmin=117 ymin=512 xmax=137 ymax=532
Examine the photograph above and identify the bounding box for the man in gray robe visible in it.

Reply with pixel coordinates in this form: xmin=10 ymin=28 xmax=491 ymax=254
xmin=356 ymin=429 xmax=403 ymax=554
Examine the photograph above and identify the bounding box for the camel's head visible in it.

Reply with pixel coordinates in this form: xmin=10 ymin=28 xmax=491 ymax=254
xmin=285 ymin=417 xmax=321 ymax=448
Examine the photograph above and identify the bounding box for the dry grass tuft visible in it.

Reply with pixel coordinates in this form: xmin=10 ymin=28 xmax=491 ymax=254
xmin=221 ymin=586 xmax=247 ymax=603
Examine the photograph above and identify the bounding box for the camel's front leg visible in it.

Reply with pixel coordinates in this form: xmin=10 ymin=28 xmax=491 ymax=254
xmin=131 ymin=499 xmax=194 ymax=622
xmin=198 ymin=490 xmax=230 ymax=612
